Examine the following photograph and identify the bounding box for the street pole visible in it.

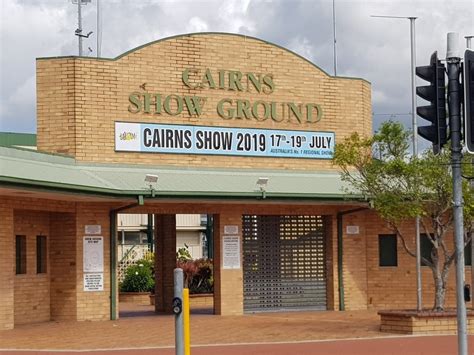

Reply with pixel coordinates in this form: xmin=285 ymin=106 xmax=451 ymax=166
xmin=468 ymin=35 xmax=474 ymax=311
xmin=97 ymin=0 xmax=101 ymax=58
xmin=447 ymin=32 xmax=468 ymax=355
xmin=371 ymin=15 xmax=422 ymax=310
xmin=332 ymin=0 xmax=337 ymax=76
xmin=77 ymin=0 xmax=83 ymax=56
xmin=174 ymin=268 xmax=184 ymax=355
xmin=409 ymin=17 xmax=423 ymax=312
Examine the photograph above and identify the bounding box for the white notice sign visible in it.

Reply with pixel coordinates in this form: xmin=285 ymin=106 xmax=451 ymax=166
xmin=223 ymin=235 xmax=241 ymax=269
xmin=85 ymin=224 xmax=102 ymax=235
xmin=83 ymin=237 xmax=104 ymax=272
xmin=84 ymin=273 xmax=104 ymax=291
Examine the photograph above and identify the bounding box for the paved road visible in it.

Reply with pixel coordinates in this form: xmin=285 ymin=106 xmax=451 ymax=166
xmin=2 ymin=335 xmax=473 ymax=355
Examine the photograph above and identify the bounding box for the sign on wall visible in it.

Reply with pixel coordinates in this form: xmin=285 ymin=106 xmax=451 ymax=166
xmin=222 ymin=235 xmax=241 ymax=269
xmin=84 ymin=273 xmax=104 ymax=292
xmin=115 ymin=122 xmax=335 ymax=159
xmin=83 ymin=237 xmax=104 ymax=272
xmin=84 ymin=224 xmax=102 ymax=235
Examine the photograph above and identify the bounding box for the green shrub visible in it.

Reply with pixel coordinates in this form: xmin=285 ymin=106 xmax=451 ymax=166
xmin=120 ymin=260 xmax=154 ymax=292
xmin=176 ymin=244 xmax=192 ymax=262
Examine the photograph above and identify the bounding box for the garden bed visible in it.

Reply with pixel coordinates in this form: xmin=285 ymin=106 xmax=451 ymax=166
xmin=379 ymin=309 xmax=474 ymax=334
xmin=119 ymin=292 xmax=152 ymax=306
xmin=189 ymin=293 xmax=214 ymax=309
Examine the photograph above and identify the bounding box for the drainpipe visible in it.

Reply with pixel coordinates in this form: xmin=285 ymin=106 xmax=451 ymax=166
xmin=336 ymin=207 xmax=368 ymax=311
xmin=206 ymin=214 xmax=214 ymax=259
xmin=147 ymin=214 xmax=154 ymax=253
xmin=109 ymin=196 xmax=145 ymax=320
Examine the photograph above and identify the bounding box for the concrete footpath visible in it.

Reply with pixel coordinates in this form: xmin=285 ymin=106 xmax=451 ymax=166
xmin=0 ymin=305 xmax=473 ymax=354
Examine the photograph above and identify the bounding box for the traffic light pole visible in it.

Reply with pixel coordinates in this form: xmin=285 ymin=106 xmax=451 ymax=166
xmin=447 ymin=33 xmax=468 ymax=355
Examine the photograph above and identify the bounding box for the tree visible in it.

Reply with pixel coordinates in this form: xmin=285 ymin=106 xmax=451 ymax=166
xmin=333 ymin=121 xmax=474 ymax=311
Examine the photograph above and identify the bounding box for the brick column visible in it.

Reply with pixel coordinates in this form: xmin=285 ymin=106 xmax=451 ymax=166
xmin=343 ymin=212 xmax=368 ymax=310
xmin=154 ymin=214 xmax=176 ymax=313
xmin=75 ymin=204 xmax=111 ymax=321
xmin=0 ymin=205 xmax=14 ymax=330
xmin=324 ymin=215 xmax=338 ymax=311
xmin=50 ymin=212 xmax=77 ymax=321
xmin=213 ymin=212 xmax=243 ymax=315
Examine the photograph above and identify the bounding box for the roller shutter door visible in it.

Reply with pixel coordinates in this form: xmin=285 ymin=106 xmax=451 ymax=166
xmin=243 ymin=215 xmax=327 ymax=312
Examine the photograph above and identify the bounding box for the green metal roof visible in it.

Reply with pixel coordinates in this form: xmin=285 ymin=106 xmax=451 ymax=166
xmin=0 ymin=132 xmax=36 ymax=148
xmin=0 ymin=146 xmax=362 ymax=201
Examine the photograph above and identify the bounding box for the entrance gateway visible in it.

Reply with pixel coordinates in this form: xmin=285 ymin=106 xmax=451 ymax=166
xmin=0 ymin=33 xmax=375 ymax=330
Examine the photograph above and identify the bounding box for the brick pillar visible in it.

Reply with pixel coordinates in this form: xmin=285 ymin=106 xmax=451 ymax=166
xmin=0 ymin=205 xmax=14 ymax=329
xmin=75 ymin=204 xmax=111 ymax=321
xmin=50 ymin=213 xmax=77 ymax=320
xmin=213 ymin=212 xmax=243 ymax=315
xmin=343 ymin=212 xmax=368 ymax=310
xmin=154 ymin=214 xmax=176 ymax=313
xmin=324 ymin=215 xmax=338 ymax=311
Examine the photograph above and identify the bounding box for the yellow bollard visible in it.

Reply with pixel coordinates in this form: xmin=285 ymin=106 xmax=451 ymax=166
xmin=183 ymin=287 xmax=191 ymax=355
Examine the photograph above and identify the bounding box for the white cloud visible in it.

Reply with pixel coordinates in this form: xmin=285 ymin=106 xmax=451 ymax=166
xmin=0 ymin=0 xmax=473 ymax=135
xmin=187 ymin=17 xmax=209 ymax=33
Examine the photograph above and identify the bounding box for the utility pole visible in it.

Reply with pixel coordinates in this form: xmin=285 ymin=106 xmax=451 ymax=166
xmin=466 ymin=35 xmax=474 ymax=312
xmin=77 ymin=0 xmax=83 ymax=56
xmin=371 ymin=15 xmax=422 ymax=311
xmin=97 ymin=0 xmax=102 ymax=57
xmin=332 ymin=0 xmax=337 ymax=76
xmin=72 ymin=0 xmax=92 ymax=56
xmin=447 ymin=32 xmax=468 ymax=355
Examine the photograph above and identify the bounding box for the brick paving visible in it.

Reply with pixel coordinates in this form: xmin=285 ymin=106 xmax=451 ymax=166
xmin=0 ymin=304 xmax=385 ymax=351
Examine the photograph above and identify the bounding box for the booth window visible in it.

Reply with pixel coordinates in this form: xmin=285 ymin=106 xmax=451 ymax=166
xmin=465 ymin=241 xmax=472 ymax=266
xmin=379 ymin=234 xmax=397 ymax=267
xmin=421 ymin=234 xmax=472 ymax=266
xmin=36 ymin=236 xmax=47 ymax=274
xmin=15 ymin=235 xmax=26 ymax=274
xmin=420 ymin=234 xmax=435 ymax=266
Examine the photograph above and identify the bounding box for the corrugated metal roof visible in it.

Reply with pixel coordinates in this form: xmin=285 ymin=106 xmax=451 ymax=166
xmin=0 ymin=146 xmax=362 ymax=200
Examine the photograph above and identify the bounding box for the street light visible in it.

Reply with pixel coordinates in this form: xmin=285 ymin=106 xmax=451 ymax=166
xmin=256 ymin=177 xmax=269 ymax=199
xmin=371 ymin=14 xmax=422 ymax=312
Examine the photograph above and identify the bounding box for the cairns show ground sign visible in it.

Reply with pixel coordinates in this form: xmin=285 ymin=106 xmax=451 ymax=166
xmin=115 ymin=122 xmax=335 ymax=159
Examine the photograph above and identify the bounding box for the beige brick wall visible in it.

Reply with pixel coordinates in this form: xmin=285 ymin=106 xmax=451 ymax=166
xmin=36 ymin=33 xmax=371 ymax=170
xmin=36 ymin=59 xmax=76 ymax=156
xmin=13 ymin=210 xmax=51 ymax=325
xmin=344 ymin=209 xmax=472 ymax=311
xmin=0 ymin=197 xmax=113 ymax=327
xmin=0 ymin=205 xmax=14 ymax=330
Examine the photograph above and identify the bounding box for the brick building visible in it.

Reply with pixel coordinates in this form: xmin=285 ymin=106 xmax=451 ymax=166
xmin=0 ymin=33 xmax=469 ymax=330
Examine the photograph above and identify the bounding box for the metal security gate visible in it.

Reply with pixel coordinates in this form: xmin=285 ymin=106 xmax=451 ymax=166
xmin=242 ymin=215 xmax=327 ymax=313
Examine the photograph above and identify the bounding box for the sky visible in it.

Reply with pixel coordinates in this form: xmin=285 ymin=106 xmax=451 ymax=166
xmin=0 ymin=0 xmax=473 ymax=150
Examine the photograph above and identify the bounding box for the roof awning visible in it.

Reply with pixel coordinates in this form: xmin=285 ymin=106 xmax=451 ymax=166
xmin=0 ymin=147 xmax=363 ymax=201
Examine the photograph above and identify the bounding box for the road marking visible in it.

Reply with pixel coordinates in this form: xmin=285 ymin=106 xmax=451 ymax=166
xmin=0 ymin=334 xmax=458 ymax=352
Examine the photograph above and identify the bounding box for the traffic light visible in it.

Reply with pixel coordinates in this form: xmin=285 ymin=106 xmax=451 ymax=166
xmin=465 ymin=49 xmax=474 ymax=154
xmin=416 ymin=51 xmax=447 ymax=154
